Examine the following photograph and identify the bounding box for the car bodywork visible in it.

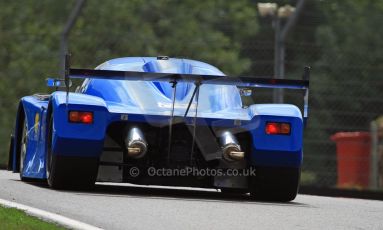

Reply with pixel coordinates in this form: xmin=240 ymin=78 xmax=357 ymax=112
xmin=9 ymin=56 xmax=309 ymax=200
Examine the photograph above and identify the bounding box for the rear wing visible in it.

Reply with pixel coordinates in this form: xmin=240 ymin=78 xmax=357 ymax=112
xmin=48 ymin=55 xmax=310 ymax=124
xmin=68 ymin=68 xmax=309 ymax=89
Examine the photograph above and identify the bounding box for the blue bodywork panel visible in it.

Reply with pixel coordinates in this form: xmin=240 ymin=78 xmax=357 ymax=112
xmin=12 ymin=57 xmax=304 ymax=179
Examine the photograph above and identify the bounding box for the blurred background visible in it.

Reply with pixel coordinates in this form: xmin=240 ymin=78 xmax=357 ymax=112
xmin=0 ymin=0 xmax=382 ymax=191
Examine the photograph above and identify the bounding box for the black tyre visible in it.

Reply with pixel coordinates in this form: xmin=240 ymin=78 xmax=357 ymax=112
xmin=46 ymin=114 xmax=99 ymax=190
xmin=8 ymin=135 xmax=14 ymax=171
xmin=250 ymin=166 xmax=301 ymax=202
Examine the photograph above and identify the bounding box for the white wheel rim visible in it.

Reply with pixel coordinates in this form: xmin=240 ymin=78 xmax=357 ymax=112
xmin=46 ymin=119 xmax=53 ymax=179
xmin=20 ymin=121 xmax=27 ymax=173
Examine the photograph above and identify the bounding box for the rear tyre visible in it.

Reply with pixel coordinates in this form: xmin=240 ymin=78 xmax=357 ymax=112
xmin=250 ymin=167 xmax=301 ymax=202
xmin=8 ymin=135 xmax=14 ymax=171
xmin=46 ymin=114 xmax=99 ymax=190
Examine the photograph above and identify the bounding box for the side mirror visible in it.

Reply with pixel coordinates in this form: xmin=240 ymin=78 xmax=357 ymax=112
xmin=46 ymin=78 xmax=61 ymax=87
xmin=46 ymin=78 xmax=71 ymax=88
xmin=239 ymin=88 xmax=252 ymax=97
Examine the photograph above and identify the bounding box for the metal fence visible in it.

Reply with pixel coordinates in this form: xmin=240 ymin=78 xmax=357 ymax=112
xmin=248 ymin=11 xmax=383 ymax=190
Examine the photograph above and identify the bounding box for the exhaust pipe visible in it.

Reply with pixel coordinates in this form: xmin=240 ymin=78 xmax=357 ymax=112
xmin=220 ymin=131 xmax=245 ymax=161
xmin=125 ymin=127 xmax=148 ymax=159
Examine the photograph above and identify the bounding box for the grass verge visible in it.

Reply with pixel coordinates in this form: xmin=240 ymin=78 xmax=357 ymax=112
xmin=0 ymin=205 xmax=66 ymax=230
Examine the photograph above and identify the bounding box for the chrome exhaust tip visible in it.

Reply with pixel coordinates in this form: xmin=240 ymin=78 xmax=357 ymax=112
xmin=220 ymin=131 xmax=245 ymax=161
xmin=125 ymin=127 xmax=147 ymax=159
xmin=226 ymin=149 xmax=245 ymax=161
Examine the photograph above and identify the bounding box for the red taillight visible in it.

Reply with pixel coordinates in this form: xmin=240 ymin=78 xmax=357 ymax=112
xmin=69 ymin=111 xmax=93 ymax=124
xmin=265 ymin=122 xmax=279 ymax=134
xmin=265 ymin=122 xmax=291 ymax=135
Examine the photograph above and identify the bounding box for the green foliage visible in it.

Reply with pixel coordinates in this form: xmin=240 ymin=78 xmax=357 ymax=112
xmin=299 ymin=0 xmax=383 ymax=186
xmin=316 ymin=0 xmax=383 ymax=74
xmin=0 ymin=1 xmax=69 ymax=165
xmin=0 ymin=0 xmax=258 ymax=164
xmin=313 ymin=0 xmax=383 ymax=131
xmin=70 ymin=0 xmax=258 ymax=74
xmin=2 ymin=0 xmax=382 ymax=187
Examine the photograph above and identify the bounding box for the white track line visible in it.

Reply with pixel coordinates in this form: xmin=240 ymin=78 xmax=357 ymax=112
xmin=0 ymin=198 xmax=103 ymax=230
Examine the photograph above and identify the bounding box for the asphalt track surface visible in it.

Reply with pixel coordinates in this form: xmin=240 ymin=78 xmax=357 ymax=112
xmin=0 ymin=170 xmax=382 ymax=230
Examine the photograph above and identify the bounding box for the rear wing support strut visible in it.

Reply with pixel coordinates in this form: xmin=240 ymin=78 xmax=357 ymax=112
xmin=167 ymin=81 xmax=178 ymax=164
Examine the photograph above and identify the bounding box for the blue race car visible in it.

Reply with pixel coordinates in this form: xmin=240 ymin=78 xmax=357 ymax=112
xmin=8 ymin=55 xmax=309 ymax=201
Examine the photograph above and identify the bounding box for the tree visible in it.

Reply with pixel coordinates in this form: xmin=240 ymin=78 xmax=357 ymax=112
xmin=314 ymin=0 xmax=383 ymax=133
xmin=301 ymin=0 xmax=383 ymax=186
xmin=69 ymin=0 xmax=258 ymax=75
xmin=0 ymin=0 xmax=259 ymax=165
